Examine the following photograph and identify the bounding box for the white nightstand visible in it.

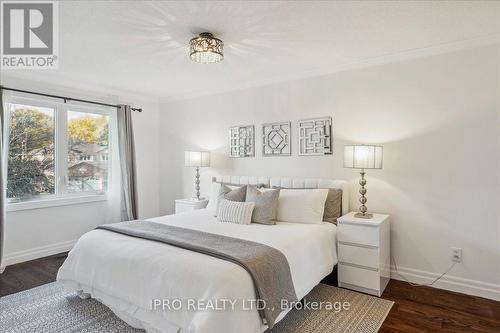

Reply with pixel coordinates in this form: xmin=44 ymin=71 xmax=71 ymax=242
xmin=175 ymin=198 xmax=209 ymax=214
xmin=337 ymin=212 xmax=390 ymax=297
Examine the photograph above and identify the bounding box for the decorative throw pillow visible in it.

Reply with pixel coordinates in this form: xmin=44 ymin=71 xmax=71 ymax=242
xmin=245 ymin=186 xmax=280 ymax=225
xmin=220 ymin=184 xmax=247 ymax=201
xmin=207 ymin=182 xmax=259 ymax=211
xmin=207 ymin=182 xmax=246 ymax=212
xmin=216 ymin=199 xmax=255 ymax=225
xmin=213 ymin=185 xmax=247 ymax=216
xmin=322 ymin=188 xmax=343 ymax=224
xmin=276 ymin=189 xmax=329 ymax=224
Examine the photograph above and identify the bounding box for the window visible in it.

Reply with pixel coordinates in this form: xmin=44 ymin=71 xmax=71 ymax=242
xmin=7 ymin=104 xmax=56 ymax=201
xmin=6 ymin=96 xmax=112 ymax=204
xmin=67 ymin=111 xmax=109 ymax=193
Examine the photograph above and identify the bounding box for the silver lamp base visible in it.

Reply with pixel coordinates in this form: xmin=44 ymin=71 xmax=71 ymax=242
xmin=356 ymin=169 xmax=373 ymax=219
xmin=194 ymin=167 xmax=201 ymax=200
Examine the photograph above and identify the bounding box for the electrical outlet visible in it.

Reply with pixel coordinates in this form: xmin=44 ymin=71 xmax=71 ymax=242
xmin=451 ymin=247 xmax=462 ymax=263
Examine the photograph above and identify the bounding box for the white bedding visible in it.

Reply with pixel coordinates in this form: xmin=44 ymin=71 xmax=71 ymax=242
xmin=57 ymin=209 xmax=338 ymax=333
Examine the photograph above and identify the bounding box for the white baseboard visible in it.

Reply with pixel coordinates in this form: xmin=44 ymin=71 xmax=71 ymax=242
xmin=391 ymin=265 xmax=500 ymax=301
xmin=2 ymin=239 xmax=77 ymax=268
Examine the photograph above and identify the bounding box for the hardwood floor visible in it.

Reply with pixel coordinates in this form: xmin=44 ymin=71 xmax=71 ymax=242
xmin=0 ymin=253 xmax=67 ymax=297
xmin=1 ymin=254 xmax=499 ymax=333
xmin=380 ymin=280 xmax=500 ymax=333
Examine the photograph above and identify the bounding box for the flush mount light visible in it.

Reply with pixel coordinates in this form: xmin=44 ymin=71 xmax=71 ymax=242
xmin=189 ymin=32 xmax=224 ymax=64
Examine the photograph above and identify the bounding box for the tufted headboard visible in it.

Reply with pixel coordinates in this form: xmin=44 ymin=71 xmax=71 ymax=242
xmin=213 ymin=175 xmax=350 ymax=215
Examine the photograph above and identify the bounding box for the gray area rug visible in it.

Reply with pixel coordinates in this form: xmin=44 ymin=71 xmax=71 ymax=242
xmin=0 ymin=282 xmax=393 ymax=333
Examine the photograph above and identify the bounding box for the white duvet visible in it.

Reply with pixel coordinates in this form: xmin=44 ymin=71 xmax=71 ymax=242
xmin=57 ymin=209 xmax=337 ymax=333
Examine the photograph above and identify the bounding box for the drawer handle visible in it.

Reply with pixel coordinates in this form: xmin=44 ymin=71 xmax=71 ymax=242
xmin=339 ymin=262 xmax=379 ymax=272
xmin=339 ymin=241 xmax=378 ymax=249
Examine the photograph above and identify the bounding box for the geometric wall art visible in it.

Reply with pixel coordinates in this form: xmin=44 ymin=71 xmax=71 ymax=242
xmin=262 ymin=122 xmax=291 ymax=156
xmin=229 ymin=125 xmax=255 ymax=157
xmin=298 ymin=117 xmax=333 ymax=156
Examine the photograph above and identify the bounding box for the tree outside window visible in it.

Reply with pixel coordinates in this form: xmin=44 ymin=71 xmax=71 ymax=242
xmin=6 ymin=102 xmax=110 ymax=202
xmin=7 ymin=105 xmax=55 ymax=201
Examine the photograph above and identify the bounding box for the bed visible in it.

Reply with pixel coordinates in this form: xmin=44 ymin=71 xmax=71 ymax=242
xmin=57 ymin=176 xmax=349 ymax=333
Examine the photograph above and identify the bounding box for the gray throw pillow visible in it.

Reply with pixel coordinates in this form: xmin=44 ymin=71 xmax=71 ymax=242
xmin=246 ymin=185 xmax=280 ymax=225
xmin=322 ymin=188 xmax=343 ymax=224
xmin=220 ymin=184 xmax=247 ymax=201
xmin=272 ymin=186 xmax=342 ymax=224
xmin=215 ymin=185 xmax=247 ymax=216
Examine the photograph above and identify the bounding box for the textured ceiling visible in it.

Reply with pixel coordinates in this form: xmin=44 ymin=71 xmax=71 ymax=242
xmin=2 ymin=1 xmax=500 ymax=101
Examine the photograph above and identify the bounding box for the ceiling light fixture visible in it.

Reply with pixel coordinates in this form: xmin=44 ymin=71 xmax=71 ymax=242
xmin=189 ymin=32 xmax=224 ymax=64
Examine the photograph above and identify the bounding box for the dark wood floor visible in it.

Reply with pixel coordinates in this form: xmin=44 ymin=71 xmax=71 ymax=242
xmin=0 ymin=252 xmax=68 ymax=297
xmin=1 ymin=254 xmax=499 ymax=333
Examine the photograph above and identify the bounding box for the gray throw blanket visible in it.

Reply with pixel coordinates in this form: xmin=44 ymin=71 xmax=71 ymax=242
xmin=96 ymin=221 xmax=298 ymax=328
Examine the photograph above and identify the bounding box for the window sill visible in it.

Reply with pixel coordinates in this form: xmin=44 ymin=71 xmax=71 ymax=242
xmin=6 ymin=194 xmax=107 ymax=212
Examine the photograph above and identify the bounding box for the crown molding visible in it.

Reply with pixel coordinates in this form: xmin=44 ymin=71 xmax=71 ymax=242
xmin=0 ymin=74 xmax=161 ymax=106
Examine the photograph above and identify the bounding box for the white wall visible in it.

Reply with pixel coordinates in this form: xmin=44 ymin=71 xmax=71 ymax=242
xmin=1 ymin=76 xmax=161 ymax=266
xmin=159 ymin=45 xmax=500 ymax=300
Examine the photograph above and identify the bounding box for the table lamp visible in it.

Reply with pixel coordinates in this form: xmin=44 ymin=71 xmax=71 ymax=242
xmin=344 ymin=145 xmax=383 ymax=219
xmin=184 ymin=151 xmax=210 ymax=200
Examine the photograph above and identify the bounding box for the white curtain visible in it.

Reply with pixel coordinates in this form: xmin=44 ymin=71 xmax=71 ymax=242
xmin=104 ymin=107 xmax=122 ymax=224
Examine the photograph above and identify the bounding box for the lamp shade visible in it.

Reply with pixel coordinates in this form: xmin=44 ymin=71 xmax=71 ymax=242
xmin=185 ymin=151 xmax=210 ymax=167
xmin=344 ymin=145 xmax=383 ymax=169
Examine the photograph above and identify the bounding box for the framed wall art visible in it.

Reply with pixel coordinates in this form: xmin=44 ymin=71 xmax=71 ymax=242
xmin=229 ymin=125 xmax=255 ymax=157
xmin=298 ymin=117 xmax=333 ymax=156
xmin=262 ymin=122 xmax=291 ymax=156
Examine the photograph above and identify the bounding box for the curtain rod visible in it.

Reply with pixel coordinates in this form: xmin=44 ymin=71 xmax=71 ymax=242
xmin=0 ymin=86 xmax=142 ymax=112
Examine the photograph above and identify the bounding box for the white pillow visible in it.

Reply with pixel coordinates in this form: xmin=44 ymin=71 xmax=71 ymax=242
xmin=276 ymin=189 xmax=329 ymax=224
xmin=216 ymin=199 xmax=255 ymax=225
xmin=206 ymin=182 xmax=222 ymax=211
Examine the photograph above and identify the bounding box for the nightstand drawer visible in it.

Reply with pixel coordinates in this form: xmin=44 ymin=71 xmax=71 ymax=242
xmin=337 ymin=223 xmax=379 ymax=247
xmin=339 ymin=243 xmax=379 ymax=269
xmin=338 ymin=264 xmax=379 ymax=291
